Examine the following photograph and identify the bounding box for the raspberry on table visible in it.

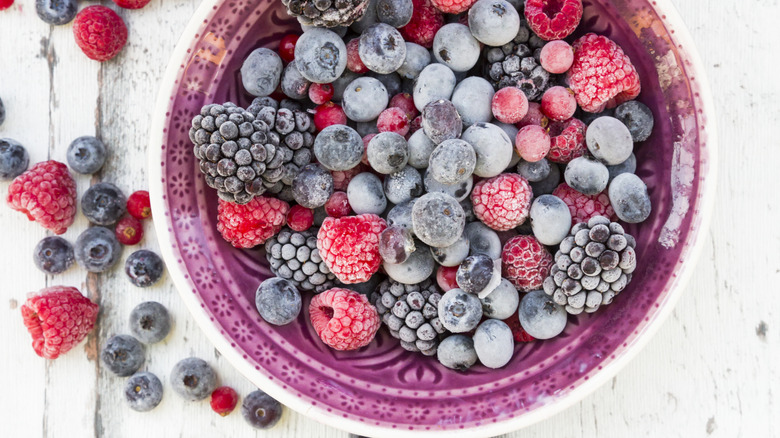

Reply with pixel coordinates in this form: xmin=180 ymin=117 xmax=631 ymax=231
xmin=286 ymin=204 xmax=314 ymax=231
xmin=317 ymin=214 xmax=387 ymax=283
xmin=277 ymin=34 xmax=299 ymax=63
xmin=216 ymin=196 xmax=289 ymax=248
xmin=309 ymin=288 xmax=381 ymax=351
xmin=471 ymin=173 xmax=533 ymax=231
xmin=127 ymin=190 xmax=151 ymax=219
xmin=210 ymin=386 xmax=239 ymax=417
xmin=115 ymin=215 xmax=144 ymax=245
xmin=547 ymin=117 xmax=587 ymax=163
xmin=502 ymin=234 xmax=553 ymax=291
xmin=399 ymin=0 xmax=444 ymax=48
xmin=0 ymin=0 xmax=14 ymax=11
xmin=112 ymin=0 xmax=151 ymax=9
xmin=524 ymin=0 xmax=583 ymax=41
xmin=73 ymin=6 xmax=128 ymax=62
xmin=492 ymin=87 xmax=529 ymax=124
xmin=568 ymin=33 xmax=641 ymax=113
xmin=21 ymin=286 xmax=98 ymax=359
xmin=6 ymin=160 xmax=77 ymax=235
xmin=552 ymin=182 xmax=615 ymax=223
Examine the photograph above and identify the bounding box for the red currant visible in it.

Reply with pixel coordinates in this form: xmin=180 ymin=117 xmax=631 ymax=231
xmin=115 ymin=216 xmax=144 ymax=245
xmin=436 ymin=265 xmax=459 ymax=292
xmin=346 ymin=38 xmax=368 ymax=73
xmin=389 ymin=92 xmax=418 ymax=120
xmin=308 ymin=83 xmax=334 ymax=105
xmin=278 ymin=34 xmax=299 ymax=63
xmin=324 ymin=192 xmax=351 ymax=218
xmin=210 ymin=386 xmax=239 ymax=417
xmin=286 ymin=205 xmax=314 ymax=231
xmin=127 ymin=190 xmax=151 ymax=220
xmin=314 ymin=102 xmax=347 ymax=131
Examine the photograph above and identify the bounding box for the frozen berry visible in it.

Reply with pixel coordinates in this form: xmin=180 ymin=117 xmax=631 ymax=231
xmin=473 ymin=319 xmax=514 ymax=368
xmin=518 ymin=289 xmax=567 ymax=339
xmin=437 ymin=334 xmax=477 ymax=370
xmin=124 ymin=249 xmax=164 ymax=287
xmin=430 ymin=233 xmax=469 ymax=267
xmin=397 ymin=43 xmax=431 ymax=80
xmin=293 ymin=164 xmax=334 ymax=209
xmin=308 ymin=83 xmax=335 ymax=105
xmin=82 ymin=182 xmax=127 ymax=226
xmin=125 ymin=372 xmax=163 ymax=412
xmin=552 ymin=182 xmax=615 ymax=223
xmin=480 ymin=278 xmax=519 ymax=319
xmin=529 ymin=160 xmax=561 ymax=195
xmin=0 ymin=138 xmax=29 ymax=180
xmin=73 ymin=6 xmax=127 ymax=61
xmin=424 ymin=169 xmax=472 ymax=202
xmin=384 ymin=165 xmax=423 ymax=204
xmin=255 ymin=277 xmax=302 ymax=326
xmin=286 ymin=205 xmax=314 ymax=231
xmin=428 ymin=139 xmax=475 ymax=185
xmin=413 ymin=64 xmax=456 ymax=111
xmin=294 ymin=28 xmax=347 ymax=83
xmin=432 ymin=23 xmax=480 ymax=72
xmin=36 ymin=0 xmax=77 ymax=25
xmin=586 ymin=116 xmax=633 ymax=165
xmin=400 ymin=0 xmax=444 ymax=48
xmin=129 ymin=301 xmax=171 ymax=344
xmin=564 ymin=156 xmax=609 ymax=195
xmin=607 ymin=153 xmax=637 ymax=183
xmin=436 ymin=265 xmax=459 ymax=291
xmin=516 ymin=102 xmax=549 ymax=129
xmin=115 ymin=216 xmax=144 ymax=245
xmin=241 ymin=48 xmax=283 ymax=97
xmin=383 ymin=241 xmax=435 ymax=284
xmin=456 ymin=253 xmax=498 ymax=295
xmin=608 ymin=173 xmax=651 ymax=223
xmin=127 ymin=190 xmax=151 ymax=220
xmin=241 ymin=390 xmax=282 ymax=429
xmin=317 ymin=214 xmax=387 ymax=283
xmin=170 ymin=357 xmax=218 ymax=401
xmin=502 ymin=234 xmax=553 ymax=291
xmin=517 ymin=158 xmax=551 ymax=182
xmin=492 ymin=87 xmax=529 ymax=124
xmin=314 ymin=102 xmax=347 ymax=131
xmin=347 ymin=172 xmax=387 ymax=215
xmin=210 ymin=386 xmax=239 ymax=417
xmin=386 ymin=198 xmax=416 ymax=229
xmin=359 ymin=23 xmax=407 ymax=74
xmin=471 ymin=173 xmax=532 ymax=231
xmin=217 ymin=196 xmax=290 ymax=248
xmin=278 ymin=34 xmax=298 ymax=63
xmin=421 ymin=99 xmax=462 ymax=145
xmin=412 ymin=192 xmax=466 ymax=248
xmin=309 ymin=288 xmax=381 ymax=349
xmin=529 ymin=194 xmax=571 ymax=245
xmin=389 ymin=92 xmax=419 ymax=120
xmin=325 ymin=191 xmax=351 ymax=217
xmin=524 ymin=0 xmax=582 ymax=41
xmin=369 ymin=71 xmax=403 ymax=97
xmin=0 ymin=0 xmax=13 ymax=11
xmin=377 ymin=107 xmax=410 ymax=136
xmin=346 ymin=38 xmax=369 ymax=74
xmin=461 ymin=122 xmax=513 ymax=178
xmin=548 ymin=117 xmax=587 ymax=163
xmin=541 ymin=86 xmax=577 ymax=121
xmin=540 ymin=40 xmax=574 ymax=74
xmin=379 ymin=225 xmax=416 ymax=264
xmin=515 ymin=125 xmax=551 ymax=162
xmin=614 ymin=101 xmax=654 ymax=142
xmin=343 ymin=77 xmax=389 ymax=122
xmin=66 ymin=136 xmax=106 ymax=174
xmin=113 ymin=0 xmax=151 ymax=8
xmin=74 ymin=227 xmax=122 ymax=273
xmin=280 ymin=60 xmax=311 ymax=100
xmin=438 ymin=288 xmax=483 ymax=333
xmin=33 ymin=236 xmax=74 ymax=274
xmin=468 ymin=0 xmax=521 ymax=46
xmin=451 ymin=77 xmax=495 ymax=127
xmin=101 ymin=334 xmax=145 ymax=377
xmin=367 ymin=132 xmax=408 ymax=174
xmin=464 ymin=221 xmax=501 ymax=259
xmin=314 ymin=124 xmax=363 ymax=171
xmin=6 ymin=160 xmax=76 ymax=234
xmin=377 ymin=0 xmax=413 ymax=28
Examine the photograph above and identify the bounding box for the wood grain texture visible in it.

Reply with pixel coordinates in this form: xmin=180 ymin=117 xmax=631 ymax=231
xmin=0 ymin=0 xmax=777 ymax=437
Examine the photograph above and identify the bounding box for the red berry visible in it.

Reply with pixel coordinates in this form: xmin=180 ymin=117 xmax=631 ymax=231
xmin=21 ymin=286 xmax=98 ymax=359
xmin=436 ymin=265 xmax=459 ymax=292
xmin=331 ymin=165 xmax=364 ymax=191
xmin=346 ymin=38 xmax=368 ymax=73
xmin=567 ymin=33 xmax=641 ymax=113
xmin=308 ymin=83 xmax=335 ymax=105
xmin=361 ymin=134 xmax=376 ymax=165
xmin=547 ymin=117 xmax=587 ymax=163
xmin=216 ymin=196 xmax=290 ymax=248
xmin=516 ymin=102 xmax=548 ymax=129
xmin=552 ymin=182 xmax=615 ymax=223
xmin=430 ymin=0 xmax=477 ymax=14
xmin=540 ymin=40 xmax=574 ymax=74
xmin=503 ymin=312 xmax=535 ymax=343
xmin=492 ymin=87 xmax=529 ymax=124
xmin=314 ymin=102 xmax=347 ymax=131
xmin=278 ymin=34 xmax=299 ymax=63
xmin=324 ymin=191 xmax=351 ymax=218
xmin=376 ymin=107 xmax=410 ymax=136
xmin=540 ymin=86 xmax=577 ymax=121
xmin=73 ymin=6 xmax=128 ymax=62
xmin=0 ymin=0 xmax=14 ymax=10
xmin=309 ymin=288 xmax=381 ymax=351
xmin=524 ymin=0 xmax=583 ymax=41
xmin=210 ymin=386 xmax=239 ymax=416
xmin=409 ymin=115 xmax=423 ymax=134
xmin=127 ymin=190 xmax=151 ymax=220
xmin=389 ymin=93 xmax=418 ymax=120
xmin=6 ymin=160 xmax=77 ymax=235
xmin=471 ymin=173 xmax=532 ymax=231
xmin=400 ymin=0 xmax=444 ymax=48
xmin=115 ymin=216 xmax=144 ymax=245
xmin=502 ymin=235 xmax=553 ymax=292
xmin=515 ymin=125 xmax=551 ymax=162
xmin=112 ymin=0 xmax=151 ymax=9
xmin=317 ymin=214 xmax=387 ymax=284
xmin=286 ymin=205 xmax=314 ymax=231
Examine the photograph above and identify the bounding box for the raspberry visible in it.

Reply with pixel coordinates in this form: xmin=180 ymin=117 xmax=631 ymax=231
xmin=471 ymin=173 xmax=532 ymax=232
xmin=286 ymin=205 xmax=314 ymax=231
xmin=515 ymin=125 xmax=551 ymax=163
xmin=112 ymin=0 xmax=151 ymax=9
xmin=430 ymin=0 xmax=476 ymax=13
xmin=492 ymin=87 xmax=529 ymax=124
xmin=377 ymin=107 xmax=410 ymax=136
xmin=502 ymin=235 xmax=553 ymax=291
xmin=389 ymin=93 xmax=418 ymax=121
xmin=552 ymin=182 xmax=615 ymax=223
xmin=399 ymin=0 xmax=444 ymax=48
xmin=317 ymin=214 xmax=387 ymax=283
xmin=539 ymin=40 xmax=574 ymax=74
xmin=324 ymin=191 xmax=351 ymax=217
xmin=115 ymin=216 xmax=144 ymax=245
xmin=547 ymin=117 xmax=587 ymax=163
xmin=21 ymin=286 xmax=99 ymax=359
xmin=346 ymin=38 xmax=368 ymax=74
xmin=6 ymin=160 xmax=77 ymax=235
xmin=309 ymin=288 xmax=381 ymax=351
xmin=503 ymin=312 xmax=535 ymax=343
xmin=524 ymin=0 xmax=583 ymax=41
xmin=216 ymin=196 xmax=290 ymax=248
xmin=541 ymin=86 xmax=577 ymax=121
xmin=314 ymin=102 xmax=347 ymax=132
xmin=72 ymin=6 xmax=128 ymax=62
xmin=127 ymin=190 xmax=151 ymax=220
xmin=567 ymin=33 xmax=641 ymax=113
xmin=308 ymin=83 xmax=334 ymax=105
xmin=210 ymin=386 xmax=239 ymax=416
xmin=278 ymin=34 xmax=298 ymax=63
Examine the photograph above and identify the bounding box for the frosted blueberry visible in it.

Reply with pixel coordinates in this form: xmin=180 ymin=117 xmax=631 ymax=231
xmin=614 ymin=101 xmax=654 ymax=142
xmin=428 ymin=139 xmax=476 ymax=185
xmin=280 ymin=60 xmax=311 ymax=100
xmin=530 ymin=194 xmax=572 ymax=245
xmin=376 ymin=0 xmax=413 ymax=28
xmin=356 ymin=119 xmax=379 ymax=137
xmin=468 ymin=0 xmax=521 ymax=46
xmin=480 ymin=278 xmax=519 ymax=320
xmin=606 ymin=153 xmax=637 ymax=183
xmin=430 ymin=233 xmax=470 ymax=267
xmin=518 ymin=290 xmax=567 ymax=339
xmin=473 ymin=319 xmax=514 ymax=369
xmin=101 ymin=335 xmax=145 ymax=377
xmin=413 ymin=64 xmax=456 ymax=111
xmin=350 ymin=0 xmax=379 ymax=33
xmin=421 ymin=100 xmax=462 ymax=145
xmin=438 ymin=288 xmax=483 ymax=333
xmin=464 ymin=221 xmax=501 ymax=259
xmin=608 ymin=173 xmax=651 ymax=223
xmin=342 ymin=77 xmax=389 ymax=122
xmin=379 ymin=226 xmax=416 ymax=264
xmin=255 ymin=277 xmax=302 ymax=325
xmin=368 ymin=71 xmax=403 ymax=97
xmin=170 ymin=357 xmax=217 ymax=401
xmin=529 ymin=161 xmax=561 ymax=196
xmin=124 ymin=372 xmax=163 ymax=412
xmin=412 ymin=192 xmax=466 ymax=248
xmin=347 ymin=172 xmax=387 ymax=214
xmin=564 ymin=156 xmax=609 ymax=195
xmin=384 ymin=165 xmax=423 ymax=204
xmin=313 ymin=124 xmax=363 ymax=171
xmin=456 ymin=254 xmax=495 ymax=295
xmin=437 ymin=335 xmax=478 ymax=371
xmin=293 ymin=164 xmax=333 ymax=209
xmin=396 ymin=42 xmax=431 ymax=80
xmin=383 ymin=241 xmax=435 ymax=284
xmin=331 ymin=69 xmax=359 ymax=102
xmin=67 ymin=136 xmax=106 ymax=175
xmin=359 ymin=23 xmax=407 ymax=74
xmin=367 ymin=132 xmax=408 ymax=174
xmin=517 ymin=158 xmax=551 ymax=182
xmin=451 ymin=77 xmax=495 ymax=127
xmin=293 ymin=28 xmax=347 ymax=83
xmin=586 ymin=116 xmax=634 ymax=165
xmin=432 ymin=23 xmax=481 ymax=72
xmin=386 ymin=198 xmax=416 ymax=229
xmin=424 ymin=169 xmax=472 ymax=202
xmin=0 ymin=138 xmax=29 ymax=180
xmin=461 ymin=122 xmax=513 ymax=178
xmin=241 ymin=48 xmax=283 ymax=97
xmin=406 ymin=130 xmax=436 ymax=169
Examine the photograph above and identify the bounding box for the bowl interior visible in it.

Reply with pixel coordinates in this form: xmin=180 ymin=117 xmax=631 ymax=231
xmin=156 ymin=0 xmax=712 ymax=433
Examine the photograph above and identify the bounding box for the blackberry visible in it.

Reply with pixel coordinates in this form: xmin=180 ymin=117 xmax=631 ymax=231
xmin=265 ymin=227 xmax=337 ymax=292
xmin=281 ymin=0 xmax=371 ymax=28
xmin=482 ymin=23 xmax=553 ymax=101
xmin=189 ymin=100 xmax=314 ymax=204
xmin=370 ymin=278 xmax=447 ymax=356
xmin=543 ymin=216 xmax=637 ymax=315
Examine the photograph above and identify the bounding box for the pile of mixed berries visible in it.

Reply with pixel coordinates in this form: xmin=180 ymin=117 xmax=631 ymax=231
xmin=193 ymin=0 xmax=654 ymax=371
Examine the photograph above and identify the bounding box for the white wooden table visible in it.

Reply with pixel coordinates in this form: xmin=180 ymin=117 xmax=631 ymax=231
xmin=0 ymin=0 xmax=776 ymax=436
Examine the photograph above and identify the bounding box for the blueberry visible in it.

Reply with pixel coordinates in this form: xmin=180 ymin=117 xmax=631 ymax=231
xmin=428 ymin=139 xmax=475 ymax=184
xmin=376 ymin=0 xmax=413 ymax=27
xmin=517 ymin=158 xmax=551 ymax=182
xmin=432 ymin=23 xmax=481 ymax=72
xmin=255 ymin=277 xmax=302 ymax=326
xmin=606 ymin=153 xmax=637 ymax=183
xmin=412 ymin=192 xmax=466 ymax=248
xmin=529 ymin=161 xmax=561 ymax=196
xmin=437 ymin=335 xmax=478 ymax=371
xmin=75 ymin=227 xmax=122 ymax=273
xmin=379 ymin=225 xmax=416 ymax=264
xmin=67 ymin=136 xmax=107 ymax=175
xmin=367 ymin=71 xmax=403 ymax=97
xmin=463 ymin=221 xmax=501 ymax=259
xmin=564 ymin=156 xmax=609 ymax=195
xmin=396 ymin=42 xmax=430 ymax=80
xmin=424 ymin=169 xmax=472 ymax=202
xmin=280 ymin=60 xmax=311 ymax=100
xmin=383 ymin=241 xmax=435 ymax=284
xmin=0 ymin=138 xmax=29 ymax=180
xmin=356 ymin=119 xmax=379 ymax=137
xmin=422 ymin=100 xmax=463 ymax=146
xmin=451 ymin=77 xmax=494 ymax=127
xmin=430 ymin=233 xmax=469 ymax=267
xmin=82 ymin=182 xmax=126 ymax=225
xmin=586 ymin=116 xmax=634 ymax=165
xmin=468 ymin=0 xmax=521 ymax=46
xmin=384 ymin=165 xmax=423 ymax=204
xmin=518 ymin=289 xmax=567 ymax=339
xmin=33 ymin=236 xmax=74 ymax=274
xmin=36 ymin=0 xmax=77 ymax=25
xmin=413 ymin=64 xmax=456 ymax=111
xmin=0 ymin=96 xmax=4 ymax=126
xmin=473 ymin=319 xmax=514 ymax=368
xmin=529 ymin=194 xmax=572 ymax=245
xmin=608 ymin=173 xmax=651 ymax=223
xmin=480 ymin=278 xmax=519 ymax=319
xmin=170 ymin=357 xmax=218 ymax=401
xmin=313 ymin=124 xmax=363 ymax=171
xmin=101 ymin=334 xmax=145 ymax=377
xmin=438 ymin=288 xmax=483 ymax=333
xmin=342 ymin=77 xmax=389 ymax=122
xmin=129 ymin=301 xmax=171 ymax=344
xmin=461 ymin=122 xmax=513 ymax=178
xmin=293 ymin=28 xmax=347 ymax=83
xmin=347 ymin=172 xmax=387 ymax=215
xmin=330 ymin=69 xmax=358 ymax=102
xmin=386 ymin=198 xmax=416 ymax=229
xmin=406 ymin=129 xmax=436 ymax=169
xmin=292 ymin=164 xmax=333 ymax=209
xmin=241 ymin=48 xmax=283 ymax=97
xmin=125 ymin=249 xmax=165 ymax=287
xmin=241 ymin=389 xmax=283 ymax=429
xmin=359 ymin=23 xmax=407 ymax=74
xmin=614 ymin=100 xmax=654 ymax=142
xmin=367 ymin=131 xmax=408 ymax=174
xmin=124 ymin=372 xmax=163 ymax=412
xmin=456 ymin=254 xmax=495 ymax=295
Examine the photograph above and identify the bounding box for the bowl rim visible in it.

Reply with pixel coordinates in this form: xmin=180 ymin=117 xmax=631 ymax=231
xmin=148 ymin=0 xmax=718 ymax=435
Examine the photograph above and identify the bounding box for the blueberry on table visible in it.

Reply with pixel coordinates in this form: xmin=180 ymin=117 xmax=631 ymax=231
xmin=67 ymin=136 xmax=106 ymax=175
xmin=129 ymin=301 xmax=171 ymax=344
xmin=82 ymin=182 xmax=127 ymax=225
xmin=36 ymin=0 xmax=77 ymax=25
xmin=0 ymin=96 xmax=5 ymax=126
xmin=0 ymin=138 xmax=29 ymax=180
xmin=125 ymin=249 xmax=164 ymax=287
xmin=33 ymin=236 xmax=75 ymax=274
xmin=101 ymin=334 xmax=145 ymax=377
xmin=124 ymin=372 xmax=163 ymax=412
xmin=170 ymin=357 xmax=218 ymax=401
xmin=241 ymin=390 xmax=283 ymax=429
xmin=74 ymin=226 xmax=122 ymax=273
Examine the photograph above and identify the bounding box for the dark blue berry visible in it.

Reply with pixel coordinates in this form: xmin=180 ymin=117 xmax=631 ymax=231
xmin=0 ymin=96 xmax=5 ymax=126
xmin=432 ymin=23 xmax=480 ymax=72
xmin=294 ymin=28 xmax=347 ymax=83
xmin=518 ymin=289 xmax=567 ymax=339
xmin=608 ymin=173 xmax=651 ymax=223
xmin=35 ymin=0 xmax=77 ymax=25
xmin=313 ymin=124 xmax=363 ymax=171
xmin=456 ymin=254 xmax=494 ymax=294
xmin=280 ymin=60 xmax=311 ymax=100
xmin=33 ymin=236 xmax=74 ymax=274
xmin=342 ymin=77 xmax=388 ymax=122
xmin=240 ymin=48 xmax=283 ymax=97
xmin=66 ymin=136 xmax=106 ymax=175
xmin=437 ymin=334 xmax=477 ymax=371
xmin=101 ymin=334 xmax=145 ymax=377
xmin=129 ymin=301 xmax=171 ymax=344
xmin=359 ymin=24 xmax=407 ymax=74
xmin=74 ymin=227 xmax=122 ymax=273
xmin=376 ymin=0 xmax=413 ymax=28
xmin=366 ymin=132 xmax=408 ymax=174
xmin=125 ymin=250 xmax=165 ymax=288
xmin=255 ymin=277 xmax=301 ymax=326
xmin=614 ymin=100 xmax=654 ymax=142
xmin=241 ymin=390 xmax=283 ymax=429
xmin=564 ymin=156 xmax=609 ymax=195
xmin=292 ymin=164 xmax=333 ymax=209
xmin=124 ymin=372 xmax=163 ymax=412
xmin=437 ymin=288 xmax=483 ymax=332
xmin=82 ymin=182 xmax=126 ymax=226
xmin=0 ymin=138 xmax=29 ymax=180
xmin=422 ymin=100 xmax=463 ymax=146
xmin=170 ymin=357 xmax=218 ymax=401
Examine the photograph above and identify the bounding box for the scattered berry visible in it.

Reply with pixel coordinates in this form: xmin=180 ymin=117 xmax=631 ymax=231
xmin=101 ymin=334 xmax=145 ymax=377
xmin=471 ymin=173 xmax=532 ymax=231
xmin=389 ymin=92 xmax=419 ymax=120
xmin=524 ymin=0 xmax=583 ymax=41
xmin=377 ymin=107 xmax=410 ymax=136
xmin=0 ymin=138 xmax=28 ymax=180
xmin=502 ymin=234 xmax=553 ymax=291
xmin=308 ymin=83 xmax=335 ymax=105
xmin=317 ymin=214 xmax=387 ymax=283
xmin=492 ymin=87 xmax=529 ymax=124
xmin=255 ymin=277 xmax=302 ymax=326
xmin=614 ymin=100 xmax=654 ymax=142
xmin=73 ymin=6 xmax=128 ymax=62
xmin=547 ymin=117 xmax=587 ymax=163
xmin=241 ymin=390 xmax=283 ymax=429
xmin=66 ymin=136 xmax=106 ymax=174
xmin=313 ymin=124 xmax=363 ymax=171
xmin=115 ymin=216 xmax=144 ymax=245
xmin=540 ymin=40 xmax=574 ymax=74
xmin=412 ymin=192 xmax=466 ymax=248
xmin=552 ymin=182 xmax=615 ymax=223
xmin=74 ymin=226 xmax=122 ymax=273
xmin=437 ymin=334 xmax=478 ymax=370
xmin=518 ymin=289 xmax=567 ymax=339
xmin=129 ymin=301 xmax=171 ymax=344
xmin=240 ymin=48 xmax=283 ymax=97
xmin=125 ymin=249 xmax=164 ymax=287
xmin=124 ymin=372 xmax=163 ymax=412
xmin=33 ymin=236 xmax=75 ymax=274
xmin=210 ymin=386 xmax=239 ymax=417
xmin=170 ymin=357 xmax=218 ymax=401
xmin=6 ymin=160 xmax=76 ymax=234
xmin=399 ymin=0 xmax=444 ymax=48
xmin=432 ymin=23 xmax=480 ymax=72
xmin=36 ymin=0 xmax=77 ymax=25
xmin=294 ymin=28 xmax=347 ymax=83
xmin=127 ymin=190 xmax=151 ymax=220
xmin=82 ymin=182 xmax=127 ymax=226
xmin=586 ymin=116 xmax=633 ymax=165
xmin=314 ymin=102 xmax=348 ymax=131
xmin=342 ymin=77 xmax=389 ymax=122
xmin=608 ymin=173 xmax=651 ymax=223
xmin=278 ymin=34 xmax=299 ymax=63
xmin=541 ymin=86 xmax=577 ymax=121
xmin=324 ymin=191 xmax=351 ymax=217
xmin=473 ymin=319 xmax=514 ymax=368
xmin=309 ymin=288 xmax=381 ymax=350
xmin=515 ymin=125 xmax=551 ymax=162
xmin=216 ymin=196 xmax=290 ymax=248
xmin=438 ymin=288 xmax=483 ymax=333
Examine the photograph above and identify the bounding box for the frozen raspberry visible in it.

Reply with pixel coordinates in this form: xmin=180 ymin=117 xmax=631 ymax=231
xmin=540 ymin=40 xmax=574 ymax=74
xmin=547 ymin=117 xmax=587 ymax=163
xmin=314 ymin=102 xmax=347 ymax=132
xmin=127 ymin=190 xmax=151 ymax=220
xmin=112 ymin=0 xmax=151 ymax=9
xmin=524 ymin=0 xmax=583 ymax=41
xmin=216 ymin=196 xmax=290 ymax=248
xmin=389 ymin=93 xmax=418 ymax=121
xmin=400 ymin=0 xmax=444 ymax=48
xmin=21 ymin=286 xmax=99 ymax=359
xmin=210 ymin=386 xmax=239 ymax=416
xmin=325 ymin=191 xmax=351 ymax=218
xmin=115 ymin=216 xmax=144 ymax=245
xmin=377 ymin=107 xmax=410 ymax=136
xmin=6 ymin=160 xmax=77 ymax=235
xmin=308 ymin=83 xmax=335 ymax=105
xmin=567 ymin=33 xmax=641 ymax=113
xmin=541 ymin=86 xmax=577 ymax=121
xmin=471 ymin=173 xmax=532 ymax=232
xmin=515 ymin=125 xmax=551 ymax=162
xmin=286 ymin=205 xmax=314 ymax=231
xmin=278 ymin=34 xmax=299 ymax=63
xmin=331 ymin=165 xmax=364 ymax=191
xmin=72 ymin=6 xmax=128 ymax=62
xmin=503 ymin=312 xmax=535 ymax=343
xmin=0 ymin=0 xmax=14 ymax=10
xmin=552 ymin=182 xmax=615 ymax=223
xmin=492 ymin=87 xmax=529 ymax=124
xmin=502 ymin=235 xmax=553 ymax=291
xmin=309 ymin=288 xmax=381 ymax=351
xmin=317 ymin=214 xmax=387 ymax=284
xmin=346 ymin=38 xmax=368 ymax=74
xmin=516 ymin=102 xmax=548 ymax=129
xmin=430 ymin=0 xmax=476 ymax=14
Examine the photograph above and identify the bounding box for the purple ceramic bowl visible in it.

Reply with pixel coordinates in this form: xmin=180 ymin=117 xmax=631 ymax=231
xmin=149 ymin=0 xmax=716 ymax=435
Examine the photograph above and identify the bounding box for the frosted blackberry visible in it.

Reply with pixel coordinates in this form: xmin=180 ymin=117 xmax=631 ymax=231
xmin=543 ymin=216 xmax=637 ymax=314
xmin=371 ymin=278 xmax=447 ymax=356
xmin=359 ymin=23 xmax=407 ymax=74
xmin=483 ymin=24 xmax=552 ymax=100
xmin=265 ymin=227 xmax=336 ymax=292
xmin=412 ymin=192 xmax=466 ymax=248
xmin=292 ymin=164 xmax=333 ymax=209
xmin=281 ymin=0 xmax=371 ymax=28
